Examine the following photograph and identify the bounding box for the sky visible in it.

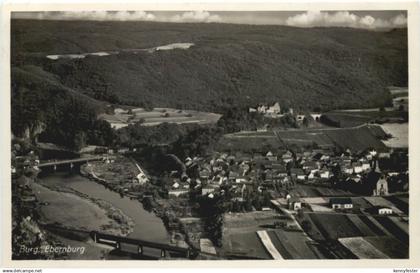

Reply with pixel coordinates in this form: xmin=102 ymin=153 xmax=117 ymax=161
xmin=12 ymin=10 xmax=407 ymax=29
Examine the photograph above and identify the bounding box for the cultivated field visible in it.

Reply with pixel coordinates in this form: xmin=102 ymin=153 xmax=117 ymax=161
xmin=99 ymin=107 xmax=222 ymax=129
xmin=322 ymin=110 xmax=405 ymax=128
xmin=364 ymin=236 xmax=408 ymax=258
xmin=274 ymin=125 xmax=388 ymax=152
xmin=308 ymin=213 xmax=363 ymax=240
xmin=217 ymin=131 xmax=282 ymax=152
xmin=338 ymin=237 xmax=389 ymax=259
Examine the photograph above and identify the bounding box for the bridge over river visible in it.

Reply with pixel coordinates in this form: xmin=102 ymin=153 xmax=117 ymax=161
xmin=38 ymin=156 xmax=109 ymax=170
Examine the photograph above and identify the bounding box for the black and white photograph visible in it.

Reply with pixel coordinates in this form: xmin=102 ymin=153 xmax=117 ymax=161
xmin=7 ymin=7 xmax=413 ymax=263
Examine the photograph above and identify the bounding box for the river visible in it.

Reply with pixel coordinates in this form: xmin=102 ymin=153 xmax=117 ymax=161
xmin=38 ymin=171 xmax=170 ymax=244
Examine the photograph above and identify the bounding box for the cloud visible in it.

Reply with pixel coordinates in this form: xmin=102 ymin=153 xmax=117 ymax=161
xmin=285 ymin=11 xmax=407 ymax=29
xmin=15 ymin=11 xmax=156 ymax=21
xmin=13 ymin=10 xmax=221 ymax=23
xmin=168 ymin=11 xmax=222 ymax=23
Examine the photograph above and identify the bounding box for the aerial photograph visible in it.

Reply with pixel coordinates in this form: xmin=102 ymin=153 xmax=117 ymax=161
xmin=10 ymin=10 xmax=409 ymax=260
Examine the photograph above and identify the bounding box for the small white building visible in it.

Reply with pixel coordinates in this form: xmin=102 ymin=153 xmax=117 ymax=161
xmin=378 ymin=207 xmax=393 ymax=215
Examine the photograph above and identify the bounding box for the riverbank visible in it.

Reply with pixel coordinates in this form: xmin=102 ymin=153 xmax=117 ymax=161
xmin=79 ymin=157 xmax=192 ymax=250
xmin=32 ymin=182 xmax=134 ymax=237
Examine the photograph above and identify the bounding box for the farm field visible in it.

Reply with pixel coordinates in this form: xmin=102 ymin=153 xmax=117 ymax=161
xmin=99 ymin=107 xmax=222 ymax=129
xmin=373 ymin=216 xmax=409 ymax=245
xmin=267 ymin=230 xmax=322 ymax=259
xmin=274 ymin=125 xmax=388 ymax=152
xmin=346 ymin=215 xmax=379 ymax=237
xmin=364 ymin=236 xmax=408 ymax=258
xmin=222 ymin=211 xmax=282 ymax=259
xmin=322 ymin=110 xmax=405 ymax=128
xmin=217 ymin=131 xmax=283 ymax=152
xmin=308 ymin=213 xmax=363 ymax=240
xmin=338 ymin=237 xmax=389 ymax=259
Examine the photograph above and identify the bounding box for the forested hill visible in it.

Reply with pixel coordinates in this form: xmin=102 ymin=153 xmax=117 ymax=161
xmin=12 ymin=20 xmax=407 ymax=112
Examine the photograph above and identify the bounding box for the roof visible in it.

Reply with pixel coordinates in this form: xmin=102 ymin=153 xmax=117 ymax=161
xmin=290 ymin=168 xmax=305 ymax=175
xmin=330 ymin=197 xmax=352 ymax=204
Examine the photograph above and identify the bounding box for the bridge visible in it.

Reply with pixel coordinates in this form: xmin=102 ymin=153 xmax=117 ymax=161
xmin=91 ymin=231 xmax=194 ymax=259
xmin=37 ymin=156 xmax=106 ymax=170
xmin=40 ymin=224 xmax=194 ymax=259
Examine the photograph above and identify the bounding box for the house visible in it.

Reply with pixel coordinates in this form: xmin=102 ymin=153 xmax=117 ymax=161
xmin=282 ymin=151 xmax=294 ymax=163
xmin=310 ymin=113 xmax=322 ymax=121
xmin=330 ymin=198 xmax=353 ymax=209
xmin=361 ymin=162 xmax=371 ymax=172
xmin=288 ymin=197 xmax=302 ymax=211
xmin=202 ymin=186 xmax=216 ymax=195
xmin=235 ymin=176 xmax=249 ymax=184
xmin=228 ymin=171 xmax=239 ymax=183
xmin=264 ymin=169 xmax=274 ymax=182
xmin=352 ymin=162 xmax=364 ymax=174
xmin=169 ymin=188 xmax=189 ymax=197
xmin=296 ymin=114 xmax=305 ymax=122
xmin=342 ymin=164 xmax=354 ymax=175
xmin=257 ymin=105 xmax=267 ymax=113
xmin=266 ymin=151 xmax=278 ymax=161
xmin=272 ymin=164 xmax=287 ymax=177
xmin=266 ymin=102 xmax=281 ymax=114
xmin=319 ymin=168 xmax=331 ymax=179
xmin=136 ymin=173 xmax=148 ymax=184
xmin=378 ymin=207 xmax=393 ymax=215
xmin=290 ymin=168 xmax=306 ymax=181
xmin=302 ymin=161 xmax=318 ymax=172
xmin=199 ymin=169 xmax=211 ymax=182
xmin=308 ymin=170 xmax=318 ymax=180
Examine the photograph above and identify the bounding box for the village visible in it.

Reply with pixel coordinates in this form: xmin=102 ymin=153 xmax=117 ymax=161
xmin=11 ymin=86 xmax=409 ymax=260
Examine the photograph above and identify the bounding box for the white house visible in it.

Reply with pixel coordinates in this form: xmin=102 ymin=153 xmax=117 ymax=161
xmin=378 ymin=207 xmax=393 ymax=215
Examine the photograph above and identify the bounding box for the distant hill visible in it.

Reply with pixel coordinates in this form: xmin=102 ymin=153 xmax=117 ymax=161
xmin=11 ymin=19 xmax=407 ymax=113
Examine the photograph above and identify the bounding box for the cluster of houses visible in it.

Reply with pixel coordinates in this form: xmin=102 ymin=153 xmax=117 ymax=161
xmin=166 ymin=147 xmax=398 ymax=203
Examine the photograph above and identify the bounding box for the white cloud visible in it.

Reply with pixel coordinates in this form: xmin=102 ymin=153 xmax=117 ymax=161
xmin=168 ymin=10 xmax=222 ymax=23
xmin=17 ymin=11 xmax=156 ymax=21
xmin=285 ymin=11 xmax=407 ymax=29
xmin=14 ymin=10 xmax=221 ymax=23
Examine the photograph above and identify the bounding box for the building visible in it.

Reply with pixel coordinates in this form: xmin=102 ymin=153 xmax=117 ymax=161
xmin=373 ymin=176 xmax=389 ymax=196
xmin=288 ymin=197 xmax=302 ymax=211
xmin=266 ymin=102 xmax=281 ymax=115
xmin=378 ymin=207 xmax=393 ymax=215
xmin=330 ymin=198 xmax=353 ymax=209
xmin=290 ymin=168 xmax=306 ymax=181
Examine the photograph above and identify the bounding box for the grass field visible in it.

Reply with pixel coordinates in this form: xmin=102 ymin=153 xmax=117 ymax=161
xmin=100 ymin=107 xmax=221 ymax=129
